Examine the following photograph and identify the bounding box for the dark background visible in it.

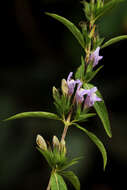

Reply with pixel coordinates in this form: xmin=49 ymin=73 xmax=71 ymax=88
xmin=0 ymin=0 xmax=127 ymax=190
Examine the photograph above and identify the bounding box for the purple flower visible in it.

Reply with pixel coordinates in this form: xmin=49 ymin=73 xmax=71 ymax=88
xmin=75 ymin=82 xmax=89 ymax=104
xmin=67 ymin=72 xmax=80 ymax=95
xmin=90 ymin=47 xmax=103 ymax=67
xmin=84 ymin=87 xmax=102 ymax=108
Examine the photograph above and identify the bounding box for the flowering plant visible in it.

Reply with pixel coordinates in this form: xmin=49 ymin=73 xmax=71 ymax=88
xmin=3 ymin=0 xmax=127 ymax=190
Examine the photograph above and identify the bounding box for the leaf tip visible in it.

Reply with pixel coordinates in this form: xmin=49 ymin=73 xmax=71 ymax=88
xmin=45 ymin=12 xmax=50 ymax=16
xmin=107 ymin=130 xmax=112 ymax=138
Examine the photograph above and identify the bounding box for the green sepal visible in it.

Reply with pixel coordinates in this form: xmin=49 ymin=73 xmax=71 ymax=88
xmin=73 ymin=123 xmax=107 ymax=170
xmin=60 ymin=171 xmax=80 ymax=190
xmin=101 ymin=35 xmax=127 ymax=49
xmin=83 ymin=83 xmax=112 ymax=138
xmin=75 ymin=56 xmax=85 ymax=80
xmin=84 ymin=65 xmax=103 ymax=83
xmin=54 ymin=94 xmax=71 ymax=118
xmin=45 ymin=12 xmax=85 ymax=49
xmin=50 ymin=173 xmax=67 ymax=190
xmin=3 ymin=111 xmax=60 ymax=122
xmin=58 ymin=157 xmax=81 ymax=171
xmin=53 ymin=86 xmax=71 ymax=118
xmin=37 ymin=147 xmax=54 ymax=168
xmin=37 ymin=147 xmax=67 ymax=169
xmin=53 ymin=86 xmax=61 ymax=102
xmin=37 ymin=147 xmax=80 ymax=171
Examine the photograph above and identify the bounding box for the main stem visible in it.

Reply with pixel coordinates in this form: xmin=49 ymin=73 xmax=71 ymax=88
xmin=61 ymin=124 xmax=69 ymax=141
xmin=61 ymin=110 xmax=72 ymax=141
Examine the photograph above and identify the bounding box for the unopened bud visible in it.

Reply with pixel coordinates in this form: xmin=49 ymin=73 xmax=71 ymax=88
xmin=52 ymin=86 xmax=59 ymax=99
xmin=36 ymin=134 xmax=47 ymax=151
xmin=61 ymin=79 xmax=68 ymax=95
xmin=60 ymin=139 xmax=66 ymax=155
xmin=61 ymin=139 xmax=65 ymax=147
xmin=53 ymin=136 xmax=60 ymax=148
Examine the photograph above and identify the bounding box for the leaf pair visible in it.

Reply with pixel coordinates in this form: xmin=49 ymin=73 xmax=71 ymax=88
xmin=50 ymin=171 xmax=80 ymax=190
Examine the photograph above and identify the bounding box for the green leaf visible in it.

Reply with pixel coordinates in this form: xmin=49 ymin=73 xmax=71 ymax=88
xmin=94 ymin=0 xmax=124 ymax=22
xmin=54 ymin=94 xmax=71 ymax=118
xmin=83 ymin=83 xmax=112 ymax=138
xmin=85 ymin=65 xmax=103 ymax=83
xmin=74 ymin=113 xmax=96 ymax=123
xmin=101 ymin=35 xmax=127 ymax=49
xmin=59 ymin=157 xmax=81 ymax=171
xmin=45 ymin=12 xmax=85 ymax=49
xmin=82 ymin=1 xmax=91 ymax=21
xmin=73 ymin=123 xmax=107 ymax=170
xmin=75 ymin=56 xmax=85 ymax=80
xmin=50 ymin=173 xmax=67 ymax=190
xmin=60 ymin=171 xmax=80 ymax=190
xmin=86 ymin=61 xmax=93 ymax=73
xmin=4 ymin=111 xmax=60 ymax=121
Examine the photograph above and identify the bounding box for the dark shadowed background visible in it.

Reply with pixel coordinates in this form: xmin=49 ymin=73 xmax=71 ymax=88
xmin=0 ymin=0 xmax=127 ymax=190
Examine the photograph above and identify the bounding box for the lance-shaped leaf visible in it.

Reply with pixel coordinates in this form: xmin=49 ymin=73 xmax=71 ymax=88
xmin=75 ymin=56 xmax=85 ymax=80
xmin=83 ymin=83 xmax=112 ymax=138
xmin=45 ymin=12 xmax=85 ymax=49
xmin=74 ymin=113 xmax=96 ymax=123
xmin=4 ymin=111 xmax=60 ymax=121
xmin=101 ymin=35 xmax=127 ymax=49
xmin=59 ymin=157 xmax=81 ymax=171
xmin=60 ymin=171 xmax=80 ymax=190
xmin=73 ymin=123 xmax=107 ymax=170
xmin=85 ymin=65 xmax=103 ymax=83
xmin=50 ymin=173 xmax=67 ymax=190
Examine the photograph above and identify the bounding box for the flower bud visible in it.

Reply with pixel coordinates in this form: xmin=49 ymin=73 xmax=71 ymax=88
xmin=61 ymin=79 xmax=68 ymax=95
xmin=36 ymin=134 xmax=47 ymax=151
xmin=53 ymin=136 xmax=60 ymax=148
xmin=60 ymin=139 xmax=66 ymax=155
xmin=52 ymin=86 xmax=60 ymax=99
